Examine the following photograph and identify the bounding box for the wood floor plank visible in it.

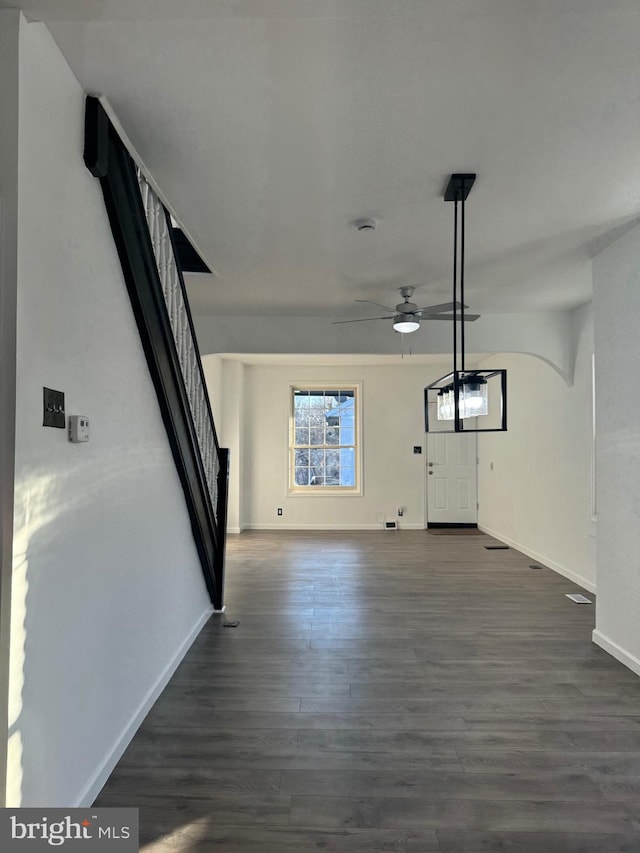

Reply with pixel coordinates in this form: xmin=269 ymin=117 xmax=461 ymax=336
xmin=280 ymin=768 xmax=604 ymax=801
xmin=94 ymin=529 xmax=640 ymax=851
xmin=300 ymin=697 xmax=547 ymax=714
xmin=97 ymin=794 xmax=292 ymax=823
xmin=462 ymin=712 xmax=640 ymax=731
xmin=289 ymin=795 xmax=640 ymax=833
xmin=140 ymin=824 xmax=440 ymax=852
xmin=98 ymin=767 xmax=281 ymax=800
xmin=436 ymin=830 xmax=640 ymax=852
xmin=458 ymin=751 xmax=640 ymax=776
xmin=124 ymin=746 xmax=462 ymax=773
xmin=145 ymin=708 xmax=468 ymax=731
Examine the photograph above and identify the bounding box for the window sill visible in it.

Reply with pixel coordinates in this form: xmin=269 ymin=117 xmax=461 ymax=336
xmin=288 ymin=487 xmax=363 ymax=498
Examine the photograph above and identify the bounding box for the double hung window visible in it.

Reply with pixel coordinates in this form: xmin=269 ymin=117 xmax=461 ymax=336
xmin=289 ymin=386 xmax=361 ymax=493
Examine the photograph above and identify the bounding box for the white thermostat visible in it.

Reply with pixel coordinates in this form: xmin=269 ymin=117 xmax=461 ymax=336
xmin=68 ymin=415 xmax=90 ymax=443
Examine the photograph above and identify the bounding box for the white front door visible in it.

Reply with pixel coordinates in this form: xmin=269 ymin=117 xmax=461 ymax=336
xmin=426 ymin=432 xmax=478 ymax=525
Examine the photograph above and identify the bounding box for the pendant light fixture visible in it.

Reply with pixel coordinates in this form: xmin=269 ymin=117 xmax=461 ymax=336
xmin=425 ymin=174 xmax=507 ymax=433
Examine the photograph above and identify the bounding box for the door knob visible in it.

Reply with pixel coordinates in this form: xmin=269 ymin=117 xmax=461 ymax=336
xmin=428 ymin=471 xmax=433 ymax=475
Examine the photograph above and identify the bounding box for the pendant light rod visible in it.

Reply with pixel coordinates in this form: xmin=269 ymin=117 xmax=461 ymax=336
xmin=461 ymin=188 xmax=466 ymax=371
xmin=444 ymin=173 xmax=476 ymax=372
xmin=453 ymin=196 xmax=458 ymax=377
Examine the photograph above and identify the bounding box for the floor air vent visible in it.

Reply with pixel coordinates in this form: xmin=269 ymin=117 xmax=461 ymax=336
xmin=484 ymin=545 xmax=509 ymax=550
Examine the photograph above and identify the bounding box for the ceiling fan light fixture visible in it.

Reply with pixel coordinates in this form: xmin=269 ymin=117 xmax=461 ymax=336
xmin=393 ymin=317 xmax=420 ymax=333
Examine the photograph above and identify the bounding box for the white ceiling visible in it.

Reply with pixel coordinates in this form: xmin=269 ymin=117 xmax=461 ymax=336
xmin=7 ymin=0 xmax=640 ymax=321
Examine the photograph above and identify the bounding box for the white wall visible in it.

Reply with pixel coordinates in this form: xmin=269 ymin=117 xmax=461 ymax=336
xmin=208 ymin=360 xmax=447 ymax=531
xmin=477 ymin=304 xmax=595 ymax=592
xmin=9 ymin=21 xmax=211 ymax=807
xmin=592 ymin=223 xmax=640 ymax=674
xmin=0 ymin=8 xmax=21 ymax=809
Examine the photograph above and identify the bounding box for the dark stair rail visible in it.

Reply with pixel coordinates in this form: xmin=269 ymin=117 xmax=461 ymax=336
xmin=84 ymin=96 xmax=227 ymax=609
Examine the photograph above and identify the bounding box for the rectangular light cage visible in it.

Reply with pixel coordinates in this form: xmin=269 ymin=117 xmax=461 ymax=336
xmin=425 ymin=368 xmax=507 ymax=433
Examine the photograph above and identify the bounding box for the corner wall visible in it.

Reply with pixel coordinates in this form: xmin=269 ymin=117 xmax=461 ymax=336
xmin=9 ymin=21 xmax=211 ymax=806
xmin=477 ymin=304 xmax=595 ymax=592
xmin=221 ymin=360 xmax=245 ymax=532
xmin=592 ymin=222 xmax=640 ymax=674
xmin=201 ymin=354 xmax=223 ymax=428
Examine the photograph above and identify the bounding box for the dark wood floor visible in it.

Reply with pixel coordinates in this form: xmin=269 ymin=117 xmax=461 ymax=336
xmin=95 ymin=530 xmax=640 ymax=852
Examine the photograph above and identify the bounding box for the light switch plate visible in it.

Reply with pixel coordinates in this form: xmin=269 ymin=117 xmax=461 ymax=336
xmin=43 ymin=387 xmax=65 ymax=428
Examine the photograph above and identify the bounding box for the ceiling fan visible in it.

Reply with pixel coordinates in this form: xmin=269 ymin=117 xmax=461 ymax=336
xmin=333 ymin=286 xmax=481 ymax=334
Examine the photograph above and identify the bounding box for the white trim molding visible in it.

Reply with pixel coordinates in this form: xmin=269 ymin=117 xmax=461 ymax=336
xmin=74 ymin=606 xmax=213 ymax=807
xmin=592 ymin=629 xmax=640 ymax=678
xmin=478 ymin=524 xmax=596 ymax=594
xmin=243 ymin=523 xmax=425 ymax=531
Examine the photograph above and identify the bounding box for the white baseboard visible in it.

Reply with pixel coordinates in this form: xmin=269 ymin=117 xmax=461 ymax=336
xmin=242 ymin=523 xmax=425 ymax=531
xmin=592 ymin=629 xmax=640 ymax=678
xmin=74 ymin=605 xmax=213 ymax=807
xmin=477 ymin=523 xmax=596 ymax=594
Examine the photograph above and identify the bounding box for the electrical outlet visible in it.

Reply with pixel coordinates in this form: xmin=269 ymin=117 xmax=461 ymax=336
xmin=277 ymin=507 xmax=283 ymax=516
xmin=398 ymin=507 xmax=404 ymax=517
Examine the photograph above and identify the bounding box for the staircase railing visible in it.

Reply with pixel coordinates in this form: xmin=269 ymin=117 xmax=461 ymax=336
xmin=84 ymin=96 xmax=228 ymax=609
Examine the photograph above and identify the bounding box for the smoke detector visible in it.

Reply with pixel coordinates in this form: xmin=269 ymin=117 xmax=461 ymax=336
xmin=354 ymin=217 xmax=377 ymax=232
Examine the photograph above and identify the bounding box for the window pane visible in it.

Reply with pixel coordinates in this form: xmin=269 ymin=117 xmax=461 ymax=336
xmin=294 ymin=449 xmax=309 ymax=466
xmin=294 ymin=407 xmax=310 ymax=428
xmin=340 ymin=448 xmax=355 ymax=467
xmin=295 ymin=467 xmax=310 ymax=486
xmin=308 ymin=424 xmax=325 ymax=445
xmin=295 ymin=428 xmax=309 ymax=445
xmin=326 ymin=425 xmax=339 ymax=445
xmin=326 ymin=464 xmax=339 ymax=481
xmin=340 ymin=467 xmax=355 ymax=486
xmin=326 ymin=450 xmax=340 ymax=467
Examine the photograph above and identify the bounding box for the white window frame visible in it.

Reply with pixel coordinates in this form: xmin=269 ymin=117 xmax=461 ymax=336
xmin=288 ymin=382 xmax=363 ymax=496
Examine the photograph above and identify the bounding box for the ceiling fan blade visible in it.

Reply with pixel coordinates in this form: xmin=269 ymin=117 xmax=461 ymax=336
xmin=332 ymin=315 xmax=395 ymax=324
xmin=416 ymin=300 xmax=469 ymax=314
xmin=422 ymin=313 xmax=481 ymax=322
xmin=354 ymin=299 xmax=396 ymax=312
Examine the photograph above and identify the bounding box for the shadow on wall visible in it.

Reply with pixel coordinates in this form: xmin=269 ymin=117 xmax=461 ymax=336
xmin=7 ymin=448 xmax=186 ymax=806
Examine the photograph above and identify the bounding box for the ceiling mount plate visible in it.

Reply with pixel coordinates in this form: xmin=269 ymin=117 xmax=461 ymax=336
xmin=444 ymin=173 xmax=476 ymax=202
xmin=399 ymin=285 xmax=415 ymax=299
